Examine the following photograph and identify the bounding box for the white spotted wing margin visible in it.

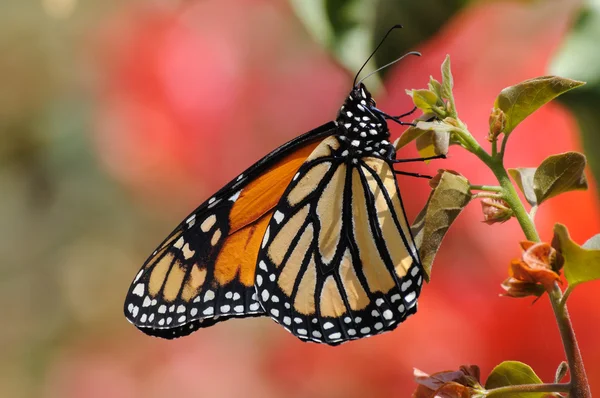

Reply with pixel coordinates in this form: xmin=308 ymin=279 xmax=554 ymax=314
xmin=124 ymin=122 xmax=338 ymax=339
xmin=255 ymin=136 xmax=425 ymax=346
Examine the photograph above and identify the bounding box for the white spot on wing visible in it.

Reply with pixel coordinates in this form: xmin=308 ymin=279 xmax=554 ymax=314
xmin=259 ymin=261 xmax=268 ymax=271
xmin=261 ymin=290 xmax=270 ymax=302
xmin=204 ymin=290 xmax=215 ymax=301
xmin=261 ymin=226 xmax=270 ymax=249
xmin=132 ymin=283 xmax=145 ymax=297
xmin=273 ymin=211 xmax=284 ymax=224
xmin=229 ymin=191 xmax=241 ymax=202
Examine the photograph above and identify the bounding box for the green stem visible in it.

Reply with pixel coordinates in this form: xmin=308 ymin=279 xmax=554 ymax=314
xmin=485 ymin=382 xmax=570 ymax=397
xmin=456 ymin=127 xmax=538 ymax=241
xmin=499 ymin=133 xmax=510 ymax=161
xmin=470 ymin=185 xmax=503 ymax=193
xmin=490 ymin=161 xmax=540 ymax=242
xmin=454 ymin=123 xmax=590 ymax=397
xmin=560 ymin=285 xmax=575 ymax=309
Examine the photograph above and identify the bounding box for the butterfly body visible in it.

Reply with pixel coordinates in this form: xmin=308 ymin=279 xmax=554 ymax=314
xmin=124 ymin=83 xmax=424 ymax=345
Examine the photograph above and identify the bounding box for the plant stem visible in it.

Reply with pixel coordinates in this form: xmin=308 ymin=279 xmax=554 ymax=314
xmin=455 ymin=126 xmax=539 ymax=241
xmin=549 ymin=284 xmax=591 ymax=397
xmin=485 ymin=382 xmax=570 ymax=397
xmin=456 ymin=123 xmax=591 ymax=397
xmin=470 ymin=185 xmax=503 ymax=192
xmin=490 ymin=160 xmax=540 ymax=242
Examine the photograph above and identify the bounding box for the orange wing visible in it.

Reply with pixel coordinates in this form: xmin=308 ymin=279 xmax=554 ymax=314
xmin=124 ymin=123 xmax=337 ymax=339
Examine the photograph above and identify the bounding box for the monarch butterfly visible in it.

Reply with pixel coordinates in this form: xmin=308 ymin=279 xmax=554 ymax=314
xmin=124 ymin=26 xmax=437 ymax=346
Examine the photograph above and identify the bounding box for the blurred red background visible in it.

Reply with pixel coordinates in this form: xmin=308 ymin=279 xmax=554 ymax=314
xmin=2 ymin=0 xmax=599 ymax=397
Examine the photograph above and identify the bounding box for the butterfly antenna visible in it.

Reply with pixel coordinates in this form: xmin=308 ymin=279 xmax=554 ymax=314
xmin=357 ymin=51 xmax=421 ymax=86
xmin=353 ymin=24 xmax=404 ymax=87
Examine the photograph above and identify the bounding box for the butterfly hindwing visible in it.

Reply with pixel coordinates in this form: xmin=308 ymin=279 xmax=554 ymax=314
xmin=124 ymin=123 xmax=337 ymax=338
xmin=255 ymin=134 xmax=425 ymax=345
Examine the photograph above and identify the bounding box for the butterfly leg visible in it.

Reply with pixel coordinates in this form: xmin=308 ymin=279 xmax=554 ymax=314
xmin=392 ymin=154 xmax=446 ymax=163
xmin=394 ymin=170 xmax=433 ymax=179
xmin=392 ymin=106 xmax=417 ymax=120
xmin=371 ymin=107 xmax=416 ymax=127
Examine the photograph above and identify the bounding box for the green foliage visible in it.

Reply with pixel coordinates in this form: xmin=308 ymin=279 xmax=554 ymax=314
xmin=441 ymin=55 xmax=456 ymax=116
xmin=509 ymin=152 xmax=588 ymax=206
xmin=411 ymin=171 xmax=471 ymax=280
xmin=507 ymin=168 xmax=537 ymax=206
xmin=552 ymin=224 xmax=600 ymax=288
xmin=555 ymin=362 xmax=568 ymax=383
xmin=533 ymin=152 xmax=588 ymax=204
xmin=484 ymin=361 xmax=546 ymax=398
xmin=407 ymin=89 xmax=440 ymax=113
xmin=493 ymin=76 xmax=585 ymax=135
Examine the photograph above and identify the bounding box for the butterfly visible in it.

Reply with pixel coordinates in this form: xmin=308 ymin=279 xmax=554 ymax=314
xmin=124 ymin=26 xmax=435 ymax=346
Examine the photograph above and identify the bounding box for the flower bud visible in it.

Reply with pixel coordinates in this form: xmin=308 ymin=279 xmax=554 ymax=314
xmin=480 ymin=198 xmax=513 ymax=224
xmin=488 ymin=108 xmax=506 ymax=142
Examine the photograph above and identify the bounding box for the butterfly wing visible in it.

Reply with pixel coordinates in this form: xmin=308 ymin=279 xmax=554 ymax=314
xmin=255 ymin=135 xmax=424 ymax=345
xmin=124 ymin=122 xmax=337 ymax=339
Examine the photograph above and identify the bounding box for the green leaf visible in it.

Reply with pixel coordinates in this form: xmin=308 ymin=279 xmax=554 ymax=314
xmin=494 ymin=76 xmax=585 ymax=135
xmin=552 ymin=223 xmax=600 ymax=287
xmin=409 ymin=120 xmax=455 ymax=159
xmin=485 ymin=361 xmax=545 ymax=398
xmin=411 ymin=171 xmax=471 ymax=281
xmin=428 ymin=76 xmax=443 ymax=99
xmin=508 ymin=168 xmax=538 ymax=206
xmin=533 ymin=151 xmax=588 ymax=204
xmin=415 ymin=120 xmax=457 ymax=134
xmin=416 ymin=130 xmax=450 ymax=160
xmin=407 ymin=89 xmax=440 ymax=113
xmin=394 ymin=126 xmax=428 ymax=151
xmin=441 ymin=55 xmax=454 ymax=101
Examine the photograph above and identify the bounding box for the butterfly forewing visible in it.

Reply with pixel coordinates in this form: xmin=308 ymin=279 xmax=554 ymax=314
xmin=255 ymin=134 xmax=424 ymax=345
xmin=124 ymin=123 xmax=337 ymax=338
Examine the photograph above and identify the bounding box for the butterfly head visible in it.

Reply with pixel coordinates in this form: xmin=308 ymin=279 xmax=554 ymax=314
xmin=337 ymin=83 xmax=389 ymax=139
